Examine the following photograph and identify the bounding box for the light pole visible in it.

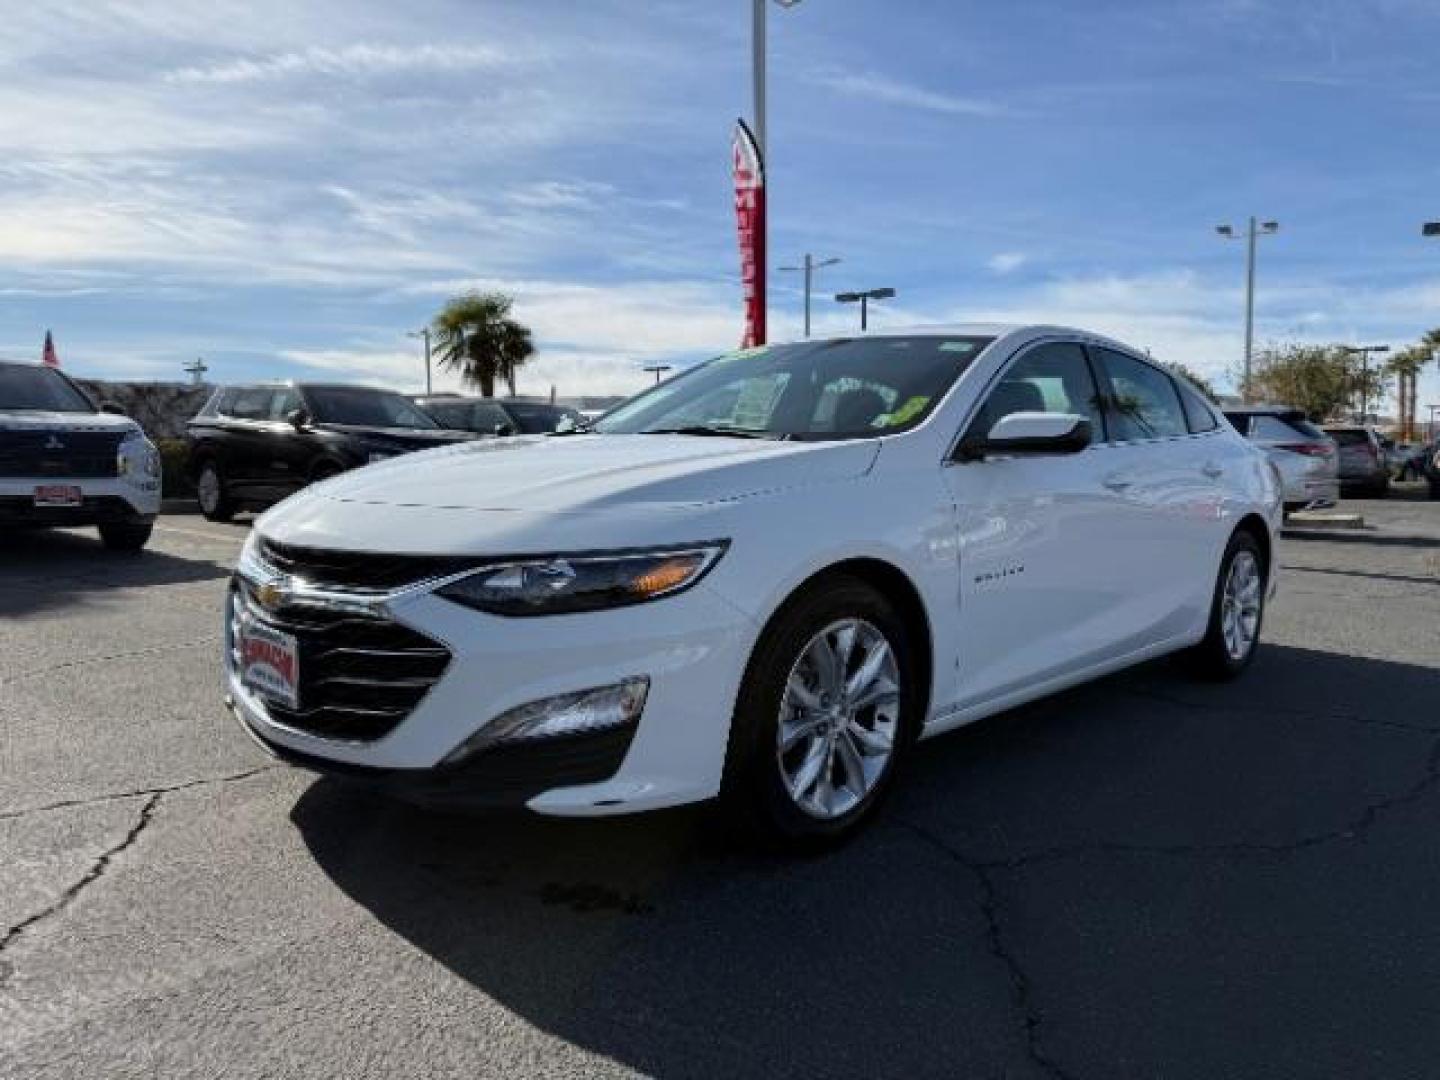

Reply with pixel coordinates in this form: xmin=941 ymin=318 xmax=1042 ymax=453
xmin=642 ymin=364 xmax=673 ymax=385
xmin=1216 ymin=218 xmax=1278 ymax=402
xmin=835 ymin=287 xmax=895 ymax=332
xmin=751 ymin=0 xmax=804 ymax=341
xmin=408 ymin=328 xmax=432 ymax=395
xmin=780 ymin=254 xmax=841 ymax=337
xmin=1343 ymin=344 xmax=1390 ymax=425
xmin=183 ymin=357 xmax=208 ymax=385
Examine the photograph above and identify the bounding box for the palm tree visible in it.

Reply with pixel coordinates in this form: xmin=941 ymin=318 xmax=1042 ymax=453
xmin=432 ymin=291 xmax=535 ymax=397
xmin=1387 ymin=345 xmax=1429 ymax=441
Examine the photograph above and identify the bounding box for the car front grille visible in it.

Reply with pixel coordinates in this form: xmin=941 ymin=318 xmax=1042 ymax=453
xmin=257 ymin=537 xmax=475 ymax=592
xmin=0 ymin=430 xmax=124 ymax=478
xmin=229 ymin=578 xmax=451 ymax=742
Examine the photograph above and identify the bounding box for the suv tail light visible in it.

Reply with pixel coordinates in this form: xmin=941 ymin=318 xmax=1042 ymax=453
xmin=1277 ymin=442 xmax=1332 ymax=457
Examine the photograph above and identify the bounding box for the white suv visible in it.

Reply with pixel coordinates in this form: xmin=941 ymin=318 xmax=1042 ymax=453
xmin=226 ymin=325 xmax=1280 ymax=844
xmin=0 ymin=361 xmax=160 ymax=551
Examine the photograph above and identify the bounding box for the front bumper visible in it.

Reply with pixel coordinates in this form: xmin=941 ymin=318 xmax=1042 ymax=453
xmin=0 ymin=476 xmax=160 ymax=526
xmin=225 ymin=571 xmax=757 ymax=816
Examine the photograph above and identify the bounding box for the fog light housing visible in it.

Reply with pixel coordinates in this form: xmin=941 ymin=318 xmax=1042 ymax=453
xmin=442 ymin=677 xmax=649 ymax=765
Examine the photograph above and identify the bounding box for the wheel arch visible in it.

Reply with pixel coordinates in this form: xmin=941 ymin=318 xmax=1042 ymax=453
xmin=1232 ymin=512 xmax=1272 ymax=576
xmin=749 ymin=556 xmax=935 ymax=727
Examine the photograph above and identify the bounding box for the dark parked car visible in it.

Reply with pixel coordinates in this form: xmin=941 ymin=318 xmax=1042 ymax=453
xmin=187 ymin=383 xmax=473 ymax=520
xmin=412 ymin=394 xmax=583 ymax=436
xmin=1322 ymin=425 xmax=1389 ymax=498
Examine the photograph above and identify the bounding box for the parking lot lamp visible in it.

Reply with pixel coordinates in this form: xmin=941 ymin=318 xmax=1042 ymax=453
xmin=834 ymin=287 xmax=895 ymax=332
xmin=408 ymin=328 xmax=433 ymax=395
xmin=643 ymin=364 xmax=673 ymax=385
xmin=780 ymin=254 xmax=841 ymax=337
xmin=1216 ymin=218 xmax=1278 ymax=402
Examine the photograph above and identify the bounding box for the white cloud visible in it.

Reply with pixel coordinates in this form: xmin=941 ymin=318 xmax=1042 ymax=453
xmin=814 ymin=70 xmax=1012 ymax=118
xmin=164 ymin=42 xmax=516 ymax=85
xmin=987 ymin=252 xmax=1029 ymax=274
xmin=505 ymin=180 xmax=617 ymax=211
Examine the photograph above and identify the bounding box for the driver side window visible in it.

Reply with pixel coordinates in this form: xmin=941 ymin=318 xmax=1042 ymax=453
xmin=966 ymin=342 xmax=1105 ymax=444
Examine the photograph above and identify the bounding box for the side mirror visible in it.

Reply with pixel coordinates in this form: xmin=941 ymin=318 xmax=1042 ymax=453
xmin=957 ymin=411 xmax=1091 ymax=461
xmin=286 ymin=408 xmax=310 ymax=430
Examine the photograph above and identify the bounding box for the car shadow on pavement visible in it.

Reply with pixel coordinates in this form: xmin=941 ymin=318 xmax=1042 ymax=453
xmin=291 ymin=644 xmax=1440 ymax=1080
xmin=0 ymin=528 xmax=230 ymax=618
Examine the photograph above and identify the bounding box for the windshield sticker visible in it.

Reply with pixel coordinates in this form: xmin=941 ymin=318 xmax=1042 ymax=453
xmin=724 ymin=345 xmax=771 ymax=361
xmin=885 ymin=395 xmax=931 ymax=426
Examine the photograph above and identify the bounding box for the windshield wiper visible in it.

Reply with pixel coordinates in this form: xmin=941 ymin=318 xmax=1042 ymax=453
xmin=641 ymin=425 xmax=775 ymax=439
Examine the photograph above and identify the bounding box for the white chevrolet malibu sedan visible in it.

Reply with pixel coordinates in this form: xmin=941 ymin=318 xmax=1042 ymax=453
xmin=227 ymin=325 xmax=1281 ymax=844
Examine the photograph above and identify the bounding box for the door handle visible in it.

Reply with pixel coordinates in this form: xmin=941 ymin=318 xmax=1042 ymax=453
xmin=1102 ymin=474 xmax=1132 ymax=492
xmin=1201 ymin=462 xmax=1224 ymax=479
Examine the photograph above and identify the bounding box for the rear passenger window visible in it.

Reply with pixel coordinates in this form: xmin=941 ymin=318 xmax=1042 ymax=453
xmin=1250 ymin=415 xmax=1300 ymax=440
xmin=227 ymin=388 xmax=274 ymax=421
xmin=1175 ymin=379 xmax=1218 ymax=433
xmin=1097 ymin=350 xmax=1188 ymax=440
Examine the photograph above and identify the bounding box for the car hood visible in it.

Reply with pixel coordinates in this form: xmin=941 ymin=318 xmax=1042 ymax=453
xmin=317 ymin=424 xmax=475 ymax=450
xmin=315 ymin=434 xmax=879 ymax=512
xmin=260 ymin=434 xmax=879 ymax=555
xmin=0 ymin=410 xmax=141 ymax=436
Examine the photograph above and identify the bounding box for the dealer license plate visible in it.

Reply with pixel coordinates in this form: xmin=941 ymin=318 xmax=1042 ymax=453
xmin=238 ymin=614 xmax=300 ymax=710
xmin=33 ymin=485 xmax=82 ymax=507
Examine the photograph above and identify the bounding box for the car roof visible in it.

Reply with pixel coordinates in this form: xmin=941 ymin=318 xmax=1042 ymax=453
xmin=764 ymin=323 xmax=1150 ymax=356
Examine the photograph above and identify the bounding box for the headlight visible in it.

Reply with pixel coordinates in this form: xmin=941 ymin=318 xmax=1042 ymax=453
xmin=436 ymin=542 xmax=728 ymax=616
xmin=116 ymin=432 xmax=160 ymax=479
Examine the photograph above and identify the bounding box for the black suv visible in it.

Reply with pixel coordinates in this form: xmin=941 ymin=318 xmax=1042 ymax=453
xmin=186 ymin=383 xmax=473 ymax=520
xmin=412 ymin=394 xmax=582 ymax=436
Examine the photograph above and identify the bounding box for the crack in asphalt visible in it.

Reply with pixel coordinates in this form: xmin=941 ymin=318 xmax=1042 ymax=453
xmin=895 ymin=818 xmax=1079 ymax=1080
xmin=0 ymin=766 xmax=275 ymax=822
xmin=2 ymin=637 xmax=220 ymax=686
xmin=0 ymin=791 xmax=161 ymax=965
xmin=892 ymin=731 xmax=1440 ymax=1080
xmin=1121 ymin=685 xmax=1440 ymax=734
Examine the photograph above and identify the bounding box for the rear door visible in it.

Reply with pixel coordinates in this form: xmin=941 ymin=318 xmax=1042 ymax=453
xmin=1092 ymin=348 xmax=1228 ymax=645
xmin=943 ymin=339 xmax=1131 ymax=707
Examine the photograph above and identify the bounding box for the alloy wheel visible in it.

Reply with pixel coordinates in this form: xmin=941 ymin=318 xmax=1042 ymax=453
xmin=1220 ymin=550 xmax=1262 ymax=661
xmin=197 ymin=466 xmax=221 ymax=515
xmin=776 ymin=618 xmax=901 ymax=820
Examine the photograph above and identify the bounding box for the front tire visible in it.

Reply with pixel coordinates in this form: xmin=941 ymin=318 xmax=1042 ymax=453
xmin=98 ymin=521 xmax=152 ymax=552
xmin=721 ymin=577 xmax=917 ymax=848
xmin=195 ymin=460 xmax=234 ymax=522
xmin=1187 ymin=529 xmax=1266 ymax=680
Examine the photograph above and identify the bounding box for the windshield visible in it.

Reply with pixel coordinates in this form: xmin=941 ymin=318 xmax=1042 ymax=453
xmin=0 ymin=364 xmax=95 ymax=413
xmin=595 ymin=336 xmax=993 ymax=439
xmin=304 ymin=386 xmax=438 ymax=429
xmin=503 ymin=401 xmax=573 ymax=433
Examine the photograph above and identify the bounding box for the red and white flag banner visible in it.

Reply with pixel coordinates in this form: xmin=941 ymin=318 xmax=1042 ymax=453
xmin=732 ymin=119 xmax=766 ymax=348
xmin=42 ymin=329 xmax=59 ymax=368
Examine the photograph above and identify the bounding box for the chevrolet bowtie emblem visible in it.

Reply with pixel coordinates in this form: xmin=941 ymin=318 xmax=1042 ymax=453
xmin=255 ymin=579 xmax=289 ymax=611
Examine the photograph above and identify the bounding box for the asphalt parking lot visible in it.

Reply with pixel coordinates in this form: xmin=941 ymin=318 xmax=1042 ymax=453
xmin=3 ymin=493 xmax=1438 ymax=1079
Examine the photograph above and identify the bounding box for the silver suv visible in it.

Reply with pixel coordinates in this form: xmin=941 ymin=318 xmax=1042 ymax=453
xmin=1224 ymin=406 xmax=1338 ymax=512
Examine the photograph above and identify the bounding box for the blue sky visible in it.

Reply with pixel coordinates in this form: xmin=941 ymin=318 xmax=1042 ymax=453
xmin=2 ymin=0 xmax=1440 ymax=410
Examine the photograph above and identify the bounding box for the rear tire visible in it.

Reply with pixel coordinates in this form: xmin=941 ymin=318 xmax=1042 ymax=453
xmin=720 ymin=576 xmax=918 ymax=849
xmin=196 ymin=460 xmax=234 ymax=522
xmin=98 ymin=521 xmax=152 ymax=552
xmin=1187 ymin=529 xmax=1266 ymax=681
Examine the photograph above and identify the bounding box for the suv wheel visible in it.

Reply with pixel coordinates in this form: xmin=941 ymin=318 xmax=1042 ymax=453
xmin=1187 ymin=529 xmax=1266 ymax=680
xmin=196 ymin=460 xmax=234 ymax=522
xmin=721 ymin=577 xmax=916 ymax=848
